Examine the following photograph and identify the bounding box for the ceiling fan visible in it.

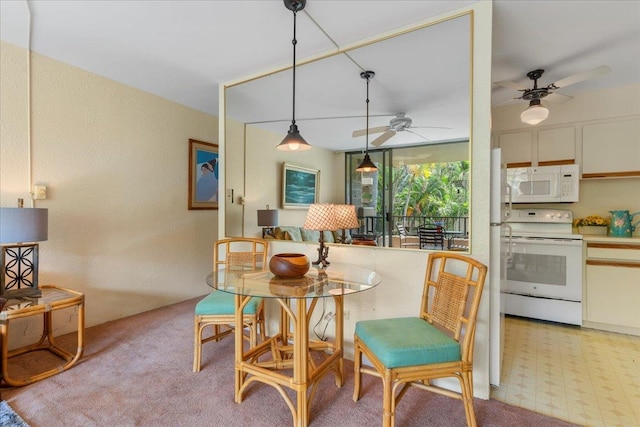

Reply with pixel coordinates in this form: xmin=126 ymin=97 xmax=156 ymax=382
xmin=351 ymin=113 xmax=451 ymax=147
xmin=495 ymin=65 xmax=611 ymax=103
xmin=494 ymin=65 xmax=611 ymax=124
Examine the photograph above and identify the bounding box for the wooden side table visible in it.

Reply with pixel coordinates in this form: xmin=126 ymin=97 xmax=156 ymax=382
xmin=0 ymin=285 xmax=85 ymax=387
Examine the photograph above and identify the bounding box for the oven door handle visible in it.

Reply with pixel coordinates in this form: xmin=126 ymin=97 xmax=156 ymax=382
xmin=511 ymin=237 xmax=583 ymax=247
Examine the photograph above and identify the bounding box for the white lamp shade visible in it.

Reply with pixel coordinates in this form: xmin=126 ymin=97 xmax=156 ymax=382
xmin=0 ymin=208 xmax=48 ymax=243
xmin=520 ymin=103 xmax=549 ymax=125
xmin=303 ymin=204 xmax=338 ymax=231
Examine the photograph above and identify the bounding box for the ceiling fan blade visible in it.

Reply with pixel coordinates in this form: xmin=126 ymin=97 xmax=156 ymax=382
xmin=544 ymin=92 xmax=573 ymax=104
xmin=371 ymin=130 xmax=395 ymax=147
xmin=352 ymin=126 xmax=389 ymax=138
xmin=410 ymin=125 xmax=452 ymax=130
xmin=405 ymin=129 xmax=431 ymax=142
xmin=551 ymin=65 xmax=611 ymax=89
xmin=493 ymin=80 xmax=528 ymax=91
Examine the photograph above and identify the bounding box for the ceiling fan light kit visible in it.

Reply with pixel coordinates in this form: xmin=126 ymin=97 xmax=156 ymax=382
xmin=521 ymin=99 xmax=549 ymax=125
xmin=355 ymin=71 xmax=378 ymax=172
xmin=277 ymin=0 xmax=311 ymax=151
xmin=495 ymin=66 xmax=611 ymax=126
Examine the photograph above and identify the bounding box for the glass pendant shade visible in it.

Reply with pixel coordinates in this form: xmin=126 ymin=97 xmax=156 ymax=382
xmin=520 ymin=99 xmax=549 ymax=125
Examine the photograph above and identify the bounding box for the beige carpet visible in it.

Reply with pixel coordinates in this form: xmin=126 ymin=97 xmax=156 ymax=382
xmin=2 ymin=297 xmax=579 ymax=426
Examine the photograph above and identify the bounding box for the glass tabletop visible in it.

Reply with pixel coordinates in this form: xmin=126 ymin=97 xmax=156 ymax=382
xmin=206 ymin=263 xmax=382 ymax=299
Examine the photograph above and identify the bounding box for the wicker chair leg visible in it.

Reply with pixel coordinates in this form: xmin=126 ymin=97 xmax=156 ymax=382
xmin=193 ymin=317 xmax=202 ymax=372
xmin=352 ymin=341 xmax=362 ymax=401
xmin=382 ymin=370 xmax=394 ymax=427
xmin=461 ymin=372 xmax=477 ymax=427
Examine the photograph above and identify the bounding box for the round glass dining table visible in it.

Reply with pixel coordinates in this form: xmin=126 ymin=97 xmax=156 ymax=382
xmin=206 ymin=263 xmax=382 ymax=427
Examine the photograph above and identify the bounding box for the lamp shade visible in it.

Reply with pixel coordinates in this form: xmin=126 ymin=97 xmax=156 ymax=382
xmin=277 ymin=124 xmax=312 ymax=151
xmin=0 ymin=208 xmax=48 ymax=243
xmin=257 ymin=208 xmax=278 ymax=227
xmin=520 ymin=99 xmax=549 ymax=125
xmin=303 ymin=204 xmax=338 ymax=231
xmin=334 ymin=205 xmax=359 ymax=229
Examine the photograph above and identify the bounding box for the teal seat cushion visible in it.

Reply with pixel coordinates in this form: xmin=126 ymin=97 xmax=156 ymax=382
xmin=355 ymin=317 xmax=460 ymax=368
xmin=195 ymin=291 xmax=261 ymax=315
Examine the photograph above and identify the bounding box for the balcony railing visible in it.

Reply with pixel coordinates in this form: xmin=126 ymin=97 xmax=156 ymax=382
xmin=354 ymin=215 xmax=469 ymax=243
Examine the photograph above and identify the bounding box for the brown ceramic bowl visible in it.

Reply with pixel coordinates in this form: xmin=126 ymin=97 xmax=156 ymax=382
xmin=269 ymin=253 xmax=310 ymax=278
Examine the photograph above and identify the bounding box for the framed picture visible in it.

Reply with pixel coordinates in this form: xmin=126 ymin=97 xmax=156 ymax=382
xmin=282 ymin=163 xmax=320 ymax=209
xmin=188 ymin=139 xmax=219 ymax=210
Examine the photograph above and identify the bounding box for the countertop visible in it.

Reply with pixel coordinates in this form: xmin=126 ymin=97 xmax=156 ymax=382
xmin=580 ymin=234 xmax=640 ymax=244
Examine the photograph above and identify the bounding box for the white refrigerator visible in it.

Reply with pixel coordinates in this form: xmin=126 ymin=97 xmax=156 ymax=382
xmin=489 ymin=148 xmax=511 ymax=386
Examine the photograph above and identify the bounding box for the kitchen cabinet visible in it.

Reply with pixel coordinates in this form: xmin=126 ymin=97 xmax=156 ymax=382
xmin=497 ymin=126 xmax=576 ymax=167
xmin=582 ymin=118 xmax=640 ymax=178
xmin=537 ymin=127 xmax=575 ymax=165
xmin=583 ymin=238 xmax=640 ymax=336
xmin=498 ymin=131 xmax=533 ymax=167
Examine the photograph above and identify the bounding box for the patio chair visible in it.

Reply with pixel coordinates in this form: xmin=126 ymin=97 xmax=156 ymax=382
xmin=353 ymin=252 xmax=488 ymax=427
xmin=418 ymin=225 xmax=445 ymax=250
xmin=396 ymin=223 xmax=420 ymax=248
xmin=193 ymin=238 xmax=268 ymax=372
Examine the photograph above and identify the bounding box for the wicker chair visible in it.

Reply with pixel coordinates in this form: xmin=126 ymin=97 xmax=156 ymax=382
xmin=193 ymin=238 xmax=268 ymax=372
xmin=353 ymin=252 xmax=487 ymax=427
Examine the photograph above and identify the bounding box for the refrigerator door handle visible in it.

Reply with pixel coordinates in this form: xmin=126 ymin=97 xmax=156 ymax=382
xmin=505 ymin=184 xmax=512 ymax=221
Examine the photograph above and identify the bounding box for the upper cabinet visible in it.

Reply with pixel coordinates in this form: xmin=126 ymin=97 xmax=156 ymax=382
xmin=498 ymin=132 xmax=533 ymax=167
xmin=538 ymin=127 xmax=576 ymax=165
xmin=582 ymin=118 xmax=640 ymax=179
xmin=497 ymin=126 xmax=576 ymax=168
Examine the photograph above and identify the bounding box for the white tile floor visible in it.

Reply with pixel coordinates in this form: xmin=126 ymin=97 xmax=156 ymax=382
xmin=491 ymin=316 xmax=640 ymax=427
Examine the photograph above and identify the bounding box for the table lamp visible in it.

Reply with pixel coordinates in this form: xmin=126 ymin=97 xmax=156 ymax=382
xmin=303 ymin=204 xmax=338 ymax=268
xmin=257 ymin=205 xmax=279 ymax=238
xmin=0 ymin=206 xmax=48 ymax=298
xmin=334 ymin=204 xmax=359 ymax=243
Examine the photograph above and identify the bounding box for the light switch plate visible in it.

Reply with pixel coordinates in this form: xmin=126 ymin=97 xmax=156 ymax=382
xmin=33 ymin=185 xmax=47 ymax=200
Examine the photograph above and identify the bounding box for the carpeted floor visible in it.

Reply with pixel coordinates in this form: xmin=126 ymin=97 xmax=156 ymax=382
xmin=2 ymin=297 xmax=580 ymax=426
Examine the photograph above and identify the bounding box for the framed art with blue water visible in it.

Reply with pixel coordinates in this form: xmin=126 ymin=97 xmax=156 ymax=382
xmin=188 ymin=139 xmax=219 ymax=210
xmin=282 ymin=163 xmax=319 ymax=209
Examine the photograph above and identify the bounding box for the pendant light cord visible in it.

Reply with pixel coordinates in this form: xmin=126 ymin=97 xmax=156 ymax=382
xmin=291 ymin=10 xmax=298 ymax=127
xmin=365 ymin=75 xmax=370 ymax=153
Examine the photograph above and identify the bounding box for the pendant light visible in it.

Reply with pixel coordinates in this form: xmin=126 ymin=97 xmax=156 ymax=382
xmin=355 ymin=71 xmax=378 ymax=172
xmin=520 ymin=99 xmax=549 ymax=125
xmin=277 ymin=0 xmax=311 ymax=151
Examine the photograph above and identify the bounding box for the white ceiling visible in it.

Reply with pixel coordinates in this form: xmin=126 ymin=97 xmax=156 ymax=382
xmin=1 ymin=1 xmax=639 ymax=152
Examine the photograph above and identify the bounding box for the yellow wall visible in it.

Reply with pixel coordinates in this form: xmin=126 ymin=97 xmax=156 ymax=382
xmin=1 ymin=41 xmax=218 ymax=343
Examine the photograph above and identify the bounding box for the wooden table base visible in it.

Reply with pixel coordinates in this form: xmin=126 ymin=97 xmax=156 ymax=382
xmin=234 ymin=294 xmax=344 ymax=427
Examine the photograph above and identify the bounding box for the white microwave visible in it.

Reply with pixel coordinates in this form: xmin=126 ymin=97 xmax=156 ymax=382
xmin=506 ymin=164 xmax=580 ymax=203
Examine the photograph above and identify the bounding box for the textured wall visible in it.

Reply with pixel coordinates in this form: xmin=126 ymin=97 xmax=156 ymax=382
xmin=1 ymin=41 xmax=218 ymax=345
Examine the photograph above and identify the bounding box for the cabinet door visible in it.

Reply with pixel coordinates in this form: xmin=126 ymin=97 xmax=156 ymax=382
xmin=585 ymin=263 xmax=640 ymax=328
xmin=499 ymin=132 xmax=533 ymax=167
xmin=538 ymin=127 xmax=575 ymax=165
xmin=582 ymin=118 xmax=640 ymax=178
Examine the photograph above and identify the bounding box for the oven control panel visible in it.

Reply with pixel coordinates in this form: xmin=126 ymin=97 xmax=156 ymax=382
xmin=507 ymin=208 xmax=573 ymax=224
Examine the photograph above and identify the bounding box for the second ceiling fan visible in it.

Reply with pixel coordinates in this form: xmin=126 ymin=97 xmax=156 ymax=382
xmin=352 ymin=113 xmax=451 ymax=147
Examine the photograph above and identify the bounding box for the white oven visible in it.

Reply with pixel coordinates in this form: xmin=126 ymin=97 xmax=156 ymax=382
xmin=503 ymin=209 xmax=583 ymax=325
